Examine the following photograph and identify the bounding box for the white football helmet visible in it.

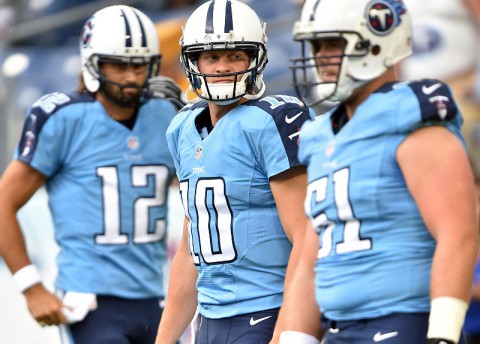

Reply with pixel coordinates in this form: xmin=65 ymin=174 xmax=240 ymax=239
xmin=80 ymin=5 xmax=161 ymax=106
xmin=292 ymin=0 xmax=412 ymax=106
xmin=180 ymin=0 xmax=268 ymax=105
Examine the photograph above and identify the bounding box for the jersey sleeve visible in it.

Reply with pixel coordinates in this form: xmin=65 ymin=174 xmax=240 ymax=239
xmin=16 ymin=92 xmax=76 ymax=177
xmin=395 ymin=79 xmax=462 ymax=133
xmin=248 ymin=95 xmax=313 ymax=178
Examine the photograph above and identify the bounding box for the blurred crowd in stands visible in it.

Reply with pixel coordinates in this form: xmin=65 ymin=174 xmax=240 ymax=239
xmin=0 ymin=0 xmax=198 ymax=47
xmin=0 ymin=0 xmax=301 ymax=173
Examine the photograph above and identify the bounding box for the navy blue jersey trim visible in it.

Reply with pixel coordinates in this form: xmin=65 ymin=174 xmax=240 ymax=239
xmin=17 ymin=91 xmax=95 ymax=163
xmin=408 ymin=79 xmax=458 ymax=122
xmin=244 ymin=96 xmax=311 ymax=168
xmin=373 ymin=79 xmax=458 ymax=123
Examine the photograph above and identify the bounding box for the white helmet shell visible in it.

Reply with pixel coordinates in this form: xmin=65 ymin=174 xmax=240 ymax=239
xmin=80 ymin=5 xmax=161 ymax=93
xmin=180 ymin=0 xmax=268 ymax=104
xmin=292 ymin=0 xmax=412 ymax=104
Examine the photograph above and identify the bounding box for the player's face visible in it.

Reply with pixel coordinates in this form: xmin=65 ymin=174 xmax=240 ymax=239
xmin=197 ymin=50 xmax=250 ymax=84
xmin=313 ymin=38 xmax=346 ymax=83
xmin=101 ymin=62 xmax=149 ymax=105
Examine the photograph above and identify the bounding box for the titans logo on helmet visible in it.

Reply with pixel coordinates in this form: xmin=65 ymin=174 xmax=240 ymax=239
xmin=365 ymin=0 xmax=406 ymax=36
xmin=81 ymin=18 xmax=94 ymax=48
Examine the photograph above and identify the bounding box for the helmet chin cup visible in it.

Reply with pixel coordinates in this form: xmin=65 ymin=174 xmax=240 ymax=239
xmin=202 ymin=79 xmax=246 ymax=104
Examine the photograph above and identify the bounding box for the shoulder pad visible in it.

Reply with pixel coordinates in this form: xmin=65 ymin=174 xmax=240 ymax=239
xmin=18 ymin=91 xmax=94 ymax=162
xmin=247 ymin=95 xmax=312 ymax=123
xmin=245 ymin=95 xmax=312 ymax=156
xmin=30 ymin=91 xmax=94 ymax=117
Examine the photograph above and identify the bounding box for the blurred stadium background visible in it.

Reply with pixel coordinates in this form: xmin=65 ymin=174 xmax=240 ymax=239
xmin=0 ymin=0 xmax=302 ymax=343
xmin=1 ymin=0 xmax=480 ymax=343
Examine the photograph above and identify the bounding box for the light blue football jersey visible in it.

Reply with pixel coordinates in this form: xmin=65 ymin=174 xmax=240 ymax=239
xmin=299 ymin=80 xmax=463 ymax=321
xmin=167 ymin=95 xmax=314 ymax=318
xmin=16 ymin=91 xmax=176 ymax=298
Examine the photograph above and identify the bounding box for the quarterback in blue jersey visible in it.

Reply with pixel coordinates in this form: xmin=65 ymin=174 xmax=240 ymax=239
xmin=278 ymin=1 xmax=479 ymax=344
xmin=0 ymin=5 xmax=185 ymax=344
xmin=155 ymin=1 xmax=313 ymax=343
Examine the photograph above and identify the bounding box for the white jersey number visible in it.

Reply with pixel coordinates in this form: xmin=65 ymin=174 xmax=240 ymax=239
xmin=305 ymin=168 xmax=371 ymax=258
xmin=32 ymin=92 xmax=70 ymax=114
xmin=95 ymin=165 xmax=169 ymax=245
xmin=179 ymin=178 xmax=237 ymax=265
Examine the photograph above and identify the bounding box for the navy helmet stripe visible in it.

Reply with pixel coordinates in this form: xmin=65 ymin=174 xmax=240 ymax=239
xmin=225 ymin=0 xmax=233 ymax=33
xmin=132 ymin=10 xmax=147 ymax=47
xmin=120 ymin=9 xmax=132 ymax=47
xmin=205 ymin=0 xmax=215 ymax=34
xmin=310 ymin=0 xmax=321 ymax=21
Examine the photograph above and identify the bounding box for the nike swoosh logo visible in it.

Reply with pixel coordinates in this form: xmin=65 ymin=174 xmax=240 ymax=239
xmin=285 ymin=112 xmax=303 ymax=124
xmin=249 ymin=315 xmax=272 ymax=326
xmin=422 ymin=83 xmax=441 ymax=95
xmin=373 ymin=331 xmax=399 ymax=342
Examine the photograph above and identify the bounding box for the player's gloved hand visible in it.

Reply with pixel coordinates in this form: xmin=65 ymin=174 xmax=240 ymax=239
xmin=148 ymin=76 xmax=187 ymax=111
xmin=61 ymin=291 xmax=97 ymax=324
xmin=427 ymin=339 xmax=455 ymax=344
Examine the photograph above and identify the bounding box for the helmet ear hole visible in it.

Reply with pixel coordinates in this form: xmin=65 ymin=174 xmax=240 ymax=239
xmin=371 ymin=45 xmax=381 ymax=56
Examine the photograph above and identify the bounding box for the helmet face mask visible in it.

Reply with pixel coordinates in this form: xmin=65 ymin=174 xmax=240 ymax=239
xmin=292 ymin=32 xmax=369 ymax=107
xmin=80 ymin=5 xmax=162 ymax=107
xmin=180 ymin=0 xmax=268 ymax=105
xmin=292 ymin=0 xmax=412 ymax=106
xmin=85 ymin=54 xmax=161 ymax=107
xmin=181 ymin=44 xmax=267 ymax=104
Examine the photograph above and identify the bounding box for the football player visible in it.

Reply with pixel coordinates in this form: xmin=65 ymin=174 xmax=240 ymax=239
xmin=0 ymin=5 xmax=184 ymax=344
xmin=154 ymin=0 xmax=314 ymax=343
xmin=279 ymin=0 xmax=479 ymax=343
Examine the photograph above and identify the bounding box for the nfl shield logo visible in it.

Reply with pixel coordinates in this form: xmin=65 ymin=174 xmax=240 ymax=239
xmin=127 ymin=136 xmax=140 ymax=150
xmin=195 ymin=146 xmax=203 ymax=160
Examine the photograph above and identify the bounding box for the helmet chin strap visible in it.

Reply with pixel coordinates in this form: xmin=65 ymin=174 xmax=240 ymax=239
xmin=184 ymin=85 xmax=203 ymax=104
xmin=244 ymin=77 xmax=266 ymax=100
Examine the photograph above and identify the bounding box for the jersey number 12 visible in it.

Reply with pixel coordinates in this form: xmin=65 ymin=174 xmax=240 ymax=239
xmin=95 ymin=165 xmax=169 ymax=245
